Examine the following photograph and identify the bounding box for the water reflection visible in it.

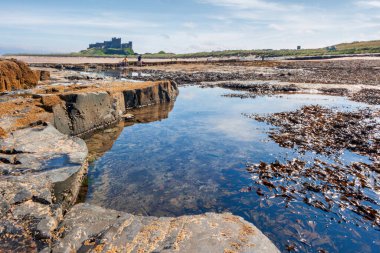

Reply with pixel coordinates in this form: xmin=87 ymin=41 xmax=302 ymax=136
xmin=85 ymin=102 xmax=175 ymax=160
xmin=127 ymin=102 xmax=175 ymax=124
xmin=85 ymin=87 xmax=380 ymax=252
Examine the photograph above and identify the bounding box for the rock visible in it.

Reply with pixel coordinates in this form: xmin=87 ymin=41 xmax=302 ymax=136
xmin=0 ymin=123 xmax=88 ymax=252
xmin=0 ymin=59 xmax=39 ymax=92
xmin=0 ymin=175 xmax=60 ymax=252
xmin=39 ymin=70 xmax=51 ymax=81
xmin=65 ymin=75 xmax=90 ymax=81
xmin=53 ymin=91 xmax=119 ymax=136
xmin=53 ymin=203 xmax=279 ymax=253
xmin=0 ymin=124 xmax=88 ymax=180
xmin=121 ymin=113 xmax=135 ymax=120
xmin=53 ymin=81 xmax=179 ymax=137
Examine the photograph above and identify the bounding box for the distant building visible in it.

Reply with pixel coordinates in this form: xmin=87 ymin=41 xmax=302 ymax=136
xmin=326 ymin=46 xmax=337 ymax=51
xmin=88 ymin=37 xmax=133 ymax=50
xmin=297 ymin=46 xmax=301 ymax=50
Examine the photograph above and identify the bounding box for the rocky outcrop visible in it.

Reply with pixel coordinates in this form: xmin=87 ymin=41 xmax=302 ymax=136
xmin=53 ymin=81 xmax=179 ymax=136
xmin=123 ymin=80 xmax=178 ymax=109
xmin=54 ymin=203 xmax=279 ymax=253
xmin=0 ymin=81 xmax=178 ymax=137
xmin=0 ymin=124 xmax=88 ymax=252
xmin=0 ymin=59 xmax=40 ymax=92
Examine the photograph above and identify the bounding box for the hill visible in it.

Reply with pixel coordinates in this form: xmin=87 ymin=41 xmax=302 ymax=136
xmin=72 ymin=47 xmax=135 ymax=57
xmin=140 ymin=40 xmax=380 ymax=59
xmin=335 ymin=40 xmax=380 ymax=50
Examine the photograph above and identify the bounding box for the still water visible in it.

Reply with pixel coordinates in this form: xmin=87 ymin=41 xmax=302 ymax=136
xmin=85 ymin=86 xmax=379 ymax=252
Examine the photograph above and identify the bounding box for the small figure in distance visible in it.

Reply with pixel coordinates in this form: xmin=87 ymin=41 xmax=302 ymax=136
xmin=122 ymin=56 xmax=129 ymax=67
xmin=138 ymin=55 xmax=142 ymax=67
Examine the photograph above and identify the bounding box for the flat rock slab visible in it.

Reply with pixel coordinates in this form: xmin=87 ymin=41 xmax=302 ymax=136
xmin=54 ymin=203 xmax=279 ymax=253
xmin=0 ymin=124 xmax=88 ymax=252
xmin=0 ymin=124 xmax=87 ymax=181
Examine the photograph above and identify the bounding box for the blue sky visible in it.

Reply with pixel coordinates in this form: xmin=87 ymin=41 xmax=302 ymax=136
xmin=0 ymin=0 xmax=380 ymax=54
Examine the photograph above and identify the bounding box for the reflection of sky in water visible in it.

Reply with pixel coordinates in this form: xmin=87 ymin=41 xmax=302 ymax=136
xmin=86 ymin=87 xmax=379 ymax=252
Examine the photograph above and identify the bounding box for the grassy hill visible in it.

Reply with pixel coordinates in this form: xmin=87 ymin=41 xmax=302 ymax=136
xmin=335 ymin=40 xmax=380 ymax=50
xmin=140 ymin=40 xmax=380 ymax=59
xmin=71 ymin=47 xmax=135 ymax=57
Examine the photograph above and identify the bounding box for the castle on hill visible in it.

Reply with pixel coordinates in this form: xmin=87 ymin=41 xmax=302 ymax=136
xmin=88 ymin=37 xmax=133 ymax=50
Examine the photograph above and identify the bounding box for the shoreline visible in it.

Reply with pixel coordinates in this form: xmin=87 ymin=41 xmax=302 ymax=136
xmin=3 ymin=53 xmax=380 ymax=65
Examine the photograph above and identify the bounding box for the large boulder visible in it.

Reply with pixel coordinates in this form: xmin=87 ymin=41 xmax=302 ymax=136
xmin=0 ymin=59 xmax=40 ymax=92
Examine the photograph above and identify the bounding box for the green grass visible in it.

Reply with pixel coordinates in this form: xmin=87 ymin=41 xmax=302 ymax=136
xmin=335 ymin=40 xmax=380 ymax=50
xmin=70 ymin=47 xmax=135 ymax=57
xmin=140 ymin=40 xmax=380 ymax=59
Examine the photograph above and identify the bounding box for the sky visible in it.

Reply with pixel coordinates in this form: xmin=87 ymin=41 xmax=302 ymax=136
xmin=0 ymin=0 xmax=380 ymax=54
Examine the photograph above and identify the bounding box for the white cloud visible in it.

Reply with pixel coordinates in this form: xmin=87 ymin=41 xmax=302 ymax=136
xmin=183 ymin=22 xmax=197 ymax=29
xmin=199 ymin=0 xmax=301 ymax=11
xmin=356 ymin=0 xmax=380 ymax=8
xmin=0 ymin=11 xmax=159 ymax=29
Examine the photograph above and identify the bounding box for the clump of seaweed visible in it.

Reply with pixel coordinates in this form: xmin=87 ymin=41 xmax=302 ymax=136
xmin=351 ymin=88 xmax=380 ymax=105
xmin=246 ymin=159 xmax=380 ymax=227
xmin=246 ymin=105 xmax=380 ymax=160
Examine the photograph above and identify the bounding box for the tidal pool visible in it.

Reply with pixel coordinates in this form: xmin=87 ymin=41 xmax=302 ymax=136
xmin=85 ymin=86 xmax=379 ymax=252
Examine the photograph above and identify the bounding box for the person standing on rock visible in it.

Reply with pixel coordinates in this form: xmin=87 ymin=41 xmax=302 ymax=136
xmin=138 ymin=55 xmax=142 ymax=67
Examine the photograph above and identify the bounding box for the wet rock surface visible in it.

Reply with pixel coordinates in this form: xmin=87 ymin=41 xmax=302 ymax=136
xmin=54 ymin=203 xmax=279 ymax=253
xmin=0 ymin=124 xmax=87 ymax=177
xmin=0 ymin=124 xmax=88 ymax=252
xmin=0 ymin=175 xmax=58 ymax=252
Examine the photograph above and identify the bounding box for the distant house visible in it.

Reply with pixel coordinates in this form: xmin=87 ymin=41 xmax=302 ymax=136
xmin=297 ymin=46 xmax=301 ymax=50
xmin=88 ymin=37 xmax=133 ymax=50
xmin=326 ymin=46 xmax=337 ymax=51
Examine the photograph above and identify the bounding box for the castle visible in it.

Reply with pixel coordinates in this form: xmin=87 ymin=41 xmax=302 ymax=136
xmin=88 ymin=37 xmax=133 ymax=50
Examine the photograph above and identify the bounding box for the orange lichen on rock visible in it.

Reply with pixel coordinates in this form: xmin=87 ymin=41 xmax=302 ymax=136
xmin=0 ymin=97 xmax=53 ymax=133
xmin=40 ymin=95 xmax=62 ymax=112
xmin=0 ymin=59 xmax=39 ymax=92
xmin=0 ymin=127 xmax=7 ymax=138
xmin=63 ymin=80 xmax=173 ymax=95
